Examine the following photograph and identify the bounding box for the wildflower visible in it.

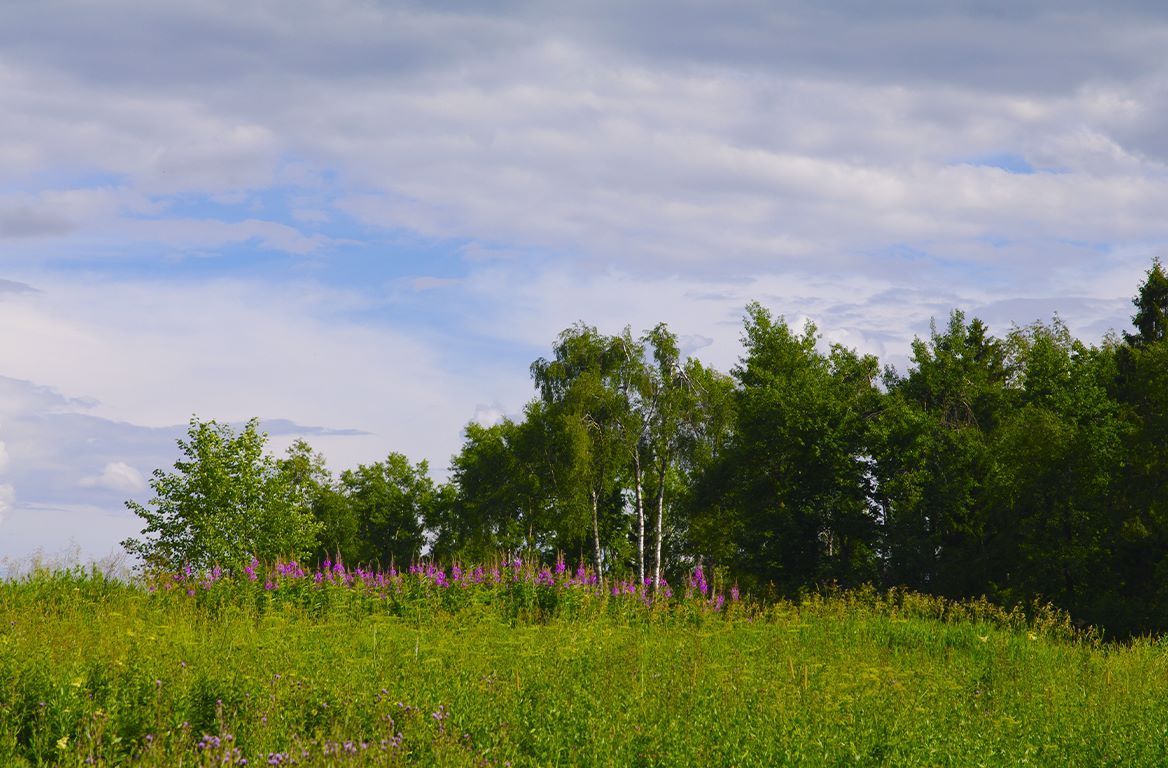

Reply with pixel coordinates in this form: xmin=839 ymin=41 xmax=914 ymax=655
xmin=730 ymin=584 xmax=740 ymax=602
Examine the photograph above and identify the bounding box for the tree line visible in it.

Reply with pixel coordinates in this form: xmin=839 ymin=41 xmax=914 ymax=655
xmin=125 ymin=260 xmax=1168 ymax=637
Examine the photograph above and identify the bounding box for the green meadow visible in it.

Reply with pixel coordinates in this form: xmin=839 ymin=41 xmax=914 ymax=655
xmin=3 ymin=565 xmax=1167 ymax=767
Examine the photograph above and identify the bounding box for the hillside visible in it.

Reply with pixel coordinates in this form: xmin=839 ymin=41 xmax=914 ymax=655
xmin=1 ymin=564 xmax=1165 ymax=766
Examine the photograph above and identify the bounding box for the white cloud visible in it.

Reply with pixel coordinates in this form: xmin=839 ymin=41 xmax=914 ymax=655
xmin=0 ymin=483 xmax=11 ymax=526
xmin=80 ymin=461 xmax=146 ymax=493
xmin=1 ymin=3 xmax=1167 ymax=280
xmin=471 ymin=405 xmax=507 ymax=428
xmin=0 ymin=273 xmax=492 ymax=473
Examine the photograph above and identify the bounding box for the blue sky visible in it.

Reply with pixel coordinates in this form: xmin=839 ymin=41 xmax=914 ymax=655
xmin=3 ymin=0 xmax=1168 ymax=567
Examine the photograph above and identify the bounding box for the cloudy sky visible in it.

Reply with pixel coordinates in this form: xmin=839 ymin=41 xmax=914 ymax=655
xmin=2 ymin=0 xmax=1166 ymax=567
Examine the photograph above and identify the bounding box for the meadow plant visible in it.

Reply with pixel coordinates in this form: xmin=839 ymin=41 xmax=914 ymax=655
xmin=145 ymin=557 xmax=728 ymax=626
xmin=2 ymin=562 xmax=1148 ymax=767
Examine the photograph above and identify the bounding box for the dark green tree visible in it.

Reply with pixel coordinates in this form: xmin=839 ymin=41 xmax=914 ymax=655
xmin=986 ymin=321 xmax=1125 ymax=620
xmin=875 ymin=311 xmax=1011 ymax=596
xmin=712 ymin=304 xmax=880 ymax=591
xmin=1126 ymin=257 xmax=1168 ymax=347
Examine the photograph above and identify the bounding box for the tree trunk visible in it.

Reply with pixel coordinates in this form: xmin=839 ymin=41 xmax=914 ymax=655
xmin=633 ymin=448 xmax=646 ymax=585
xmin=591 ymin=488 xmax=603 ymax=582
xmin=653 ymin=458 xmax=666 ymax=590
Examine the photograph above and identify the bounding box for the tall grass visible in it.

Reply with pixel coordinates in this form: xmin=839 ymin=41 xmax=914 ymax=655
xmin=1 ymin=561 xmax=1165 ymax=766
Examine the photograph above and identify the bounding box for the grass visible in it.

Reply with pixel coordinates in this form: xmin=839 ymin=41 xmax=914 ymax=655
xmin=2 ymin=562 xmax=1167 ymax=766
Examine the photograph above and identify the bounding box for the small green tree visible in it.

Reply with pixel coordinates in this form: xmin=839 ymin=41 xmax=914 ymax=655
xmin=1126 ymin=257 xmax=1168 ymax=347
xmin=339 ymin=453 xmax=432 ymax=567
xmin=122 ymin=417 xmax=321 ymax=570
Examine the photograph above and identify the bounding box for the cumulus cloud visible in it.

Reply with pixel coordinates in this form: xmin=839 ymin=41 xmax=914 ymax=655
xmin=80 ymin=462 xmax=147 ymax=494
xmin=0 ymin=483 xmax=12 ymax=526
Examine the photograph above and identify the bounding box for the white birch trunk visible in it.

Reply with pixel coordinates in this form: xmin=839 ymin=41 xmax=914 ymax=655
xmin=653 ymin=459 xmax=666 ymax=590
xmin=633 ymin=448 xmax=646 ymax=585
xmin=591 ymin=488 xmax=603 ymax=582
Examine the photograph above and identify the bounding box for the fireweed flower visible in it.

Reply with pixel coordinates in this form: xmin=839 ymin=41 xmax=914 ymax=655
xmin=730 ymin=585 xmax=740 ymax=602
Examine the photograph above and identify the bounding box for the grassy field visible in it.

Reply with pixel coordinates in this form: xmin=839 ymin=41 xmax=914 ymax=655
xmin=2 ymin=562 xmax=1167 ymax=766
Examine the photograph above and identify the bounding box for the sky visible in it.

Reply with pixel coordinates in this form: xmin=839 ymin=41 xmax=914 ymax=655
xmin=2 ymin=0 xmax=1167 ymax=567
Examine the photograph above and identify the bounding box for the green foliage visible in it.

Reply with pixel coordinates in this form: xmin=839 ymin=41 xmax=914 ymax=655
xmin=1126 ymin=257 xmax=1168 ymax=346
xmin=875 ymin=310 xmax=1011 ymax=596
xmin=340 ymin=454 xmax=432 ymax=567
xmin=437 ymin=415 xmax=571 ymax=564
xmin=530 ymin=323 xmax=639 ymax=574
xmin=122 ymin=418 xmax=320 ymax=570
xmin=115 ymin=258 xmax=1168 ymax=639
xmin=706 ymin=303 xmax=880 ymax=590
